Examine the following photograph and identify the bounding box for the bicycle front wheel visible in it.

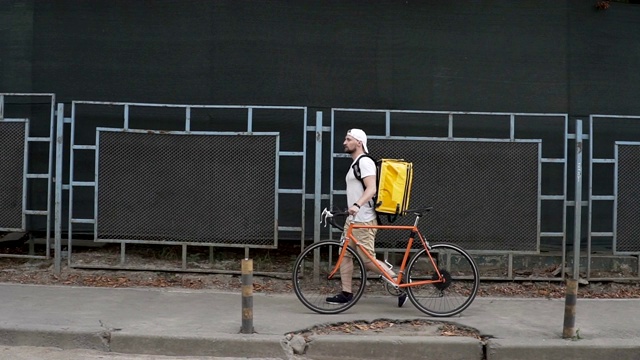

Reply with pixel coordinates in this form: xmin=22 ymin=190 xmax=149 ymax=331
xmin=292 ymin=241 xmax=366 ymax=314
xmin=405 ymin=242 xmax=479 ymax=317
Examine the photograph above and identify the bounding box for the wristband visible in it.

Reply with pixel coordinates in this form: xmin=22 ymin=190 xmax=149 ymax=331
xmin=353 ymin=203 xmax=361 ymax=209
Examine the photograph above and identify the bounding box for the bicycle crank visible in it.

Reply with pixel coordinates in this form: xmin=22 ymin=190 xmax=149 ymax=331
xmin=384 ymin=281 xmax=404 ymax=296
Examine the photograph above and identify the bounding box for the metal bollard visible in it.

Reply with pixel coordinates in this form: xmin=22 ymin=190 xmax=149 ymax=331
xmin=241 ymin=258 xmax=254 ymax=334
xmin=562 ymin=278 xmax=578 ymax=338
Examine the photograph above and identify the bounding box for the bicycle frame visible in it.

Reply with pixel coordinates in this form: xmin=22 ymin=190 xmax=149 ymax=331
xmin=327 ymin=222 xmax=446 ymax=289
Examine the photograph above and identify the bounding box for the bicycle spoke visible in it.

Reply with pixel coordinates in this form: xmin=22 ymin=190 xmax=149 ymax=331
xmin=292 ymin=241 xmax=366 ymax=314
xmin=406 ymin=243 xmax=479 ymax=317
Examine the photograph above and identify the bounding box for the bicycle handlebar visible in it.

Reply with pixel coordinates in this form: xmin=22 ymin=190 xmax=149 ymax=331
xmin=320 ymin=208 xmax=348 ymax=231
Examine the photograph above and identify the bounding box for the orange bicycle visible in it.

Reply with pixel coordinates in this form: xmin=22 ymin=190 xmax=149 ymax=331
xmin=292 ymin=207 xmax=479 ymax=317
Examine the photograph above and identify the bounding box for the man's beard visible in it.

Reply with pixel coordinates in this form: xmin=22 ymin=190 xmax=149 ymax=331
xmin=344 ymin=146 xmax=355 ymax=154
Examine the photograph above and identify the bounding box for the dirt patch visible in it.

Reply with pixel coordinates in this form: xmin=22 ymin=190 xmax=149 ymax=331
xmin=1 ymin=241 xmax=640 ymax=299
xmin=290 ymin=319 xmax=483 ymax=339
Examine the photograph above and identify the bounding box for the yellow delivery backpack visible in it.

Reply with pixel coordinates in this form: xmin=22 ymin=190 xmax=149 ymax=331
xmin=352 ymin=156 xmax=414 ymax=222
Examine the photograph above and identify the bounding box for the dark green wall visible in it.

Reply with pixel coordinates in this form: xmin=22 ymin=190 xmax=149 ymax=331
xmin=1 ymin=0 xmax=639 ymax=115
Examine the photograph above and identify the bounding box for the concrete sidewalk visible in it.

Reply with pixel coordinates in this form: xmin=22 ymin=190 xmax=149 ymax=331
xmin=0 ymin=283 xmax=638 ymax=360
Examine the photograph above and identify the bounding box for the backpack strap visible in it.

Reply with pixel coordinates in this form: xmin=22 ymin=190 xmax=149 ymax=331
xmin=351 ymin=154 xmax=376 ymax=187
xmin=351 ymin=155 xmax=381 ymax=220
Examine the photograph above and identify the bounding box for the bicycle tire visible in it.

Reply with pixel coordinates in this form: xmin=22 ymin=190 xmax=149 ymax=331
xmin=292 ymin=241 xmax=366 ymax=314
xmin=405 ymin=242 xmax=479 ymax=317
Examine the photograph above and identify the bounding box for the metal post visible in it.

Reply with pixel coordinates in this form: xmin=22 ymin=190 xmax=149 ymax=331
xmin=563 ymin=119 xmax=583 ymax=339
xmin=54 ymin=104 xmax=64 ymax=274
xmin=241 ymin=258 xmax=254 ymax=334
xmin=573 ymin=119 xmax=583 ymax=280
xmin=313 ymin=112 xmax=324 ymax=282
xmin=181 ymin=244 xmax=187 ymax=270
xmin=120 ymin=243 xmax=126 ymax=265
xmin=313 ymin=111 xmax=323 ymax=246
xmin=563 ymin=278 xmax=578 ymax=339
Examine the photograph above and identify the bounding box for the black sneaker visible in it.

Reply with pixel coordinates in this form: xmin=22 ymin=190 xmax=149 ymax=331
xmin=326 ymin=292 xmax=353 ymax=304
xmin=398 ymin=292 xmax=408 ymax=308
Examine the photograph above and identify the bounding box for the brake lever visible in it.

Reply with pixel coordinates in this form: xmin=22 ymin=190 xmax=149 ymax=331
xmin=320 ymin=207 xmax=334 ymax=227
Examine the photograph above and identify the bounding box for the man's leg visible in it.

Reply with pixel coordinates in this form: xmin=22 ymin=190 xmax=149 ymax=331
xmin=340 ymin=218 xmax=355 ymax=293
xmin=353 ymin=219 xmax=396 ymax=278
xmin=354 ymin=220 xmax=408 ymax=308
xmin=326 ymin=219 xmax=355 ymax=304
xmin=340 ymin=256 xmax=354 ymax=293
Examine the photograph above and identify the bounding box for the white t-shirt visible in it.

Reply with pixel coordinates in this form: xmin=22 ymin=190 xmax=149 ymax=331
xmin=346 ymin=155 xmax=377 ymax=222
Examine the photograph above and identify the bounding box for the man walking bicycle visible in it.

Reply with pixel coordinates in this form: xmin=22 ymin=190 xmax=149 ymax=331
xmin=325 ymin=128 xmax=408 ymax=308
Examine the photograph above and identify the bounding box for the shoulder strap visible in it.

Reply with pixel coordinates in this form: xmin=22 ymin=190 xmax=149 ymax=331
xmin=352 ymin=155 xmax=380 ymax=217
xmin=351 ymin=154 xmax=376 ymax=184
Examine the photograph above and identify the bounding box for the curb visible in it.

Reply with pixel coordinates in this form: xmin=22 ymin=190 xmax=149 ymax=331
xmin=304 ymin=335 xmax=483 ymax=360
xmin=110 ymin=333 xmax=290 ymax=358
xmin=3 ymin=326 xmax=640 ymax=360
xmin=0 ymin=327 xmax=108 ymax=352
xmin=0 ymin=326 xmax=486 ymax=360
xmin=486 ymin=338 xmax=640 ymax=360
xmin=0 ymin=326 xmax=292 ymax=359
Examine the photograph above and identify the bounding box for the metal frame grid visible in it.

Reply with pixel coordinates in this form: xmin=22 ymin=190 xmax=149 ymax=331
xmin=59 ymin=101 xmax=307 ymax=270
xmin=589 ymin=115 xmax=640 ymax=256
xmin=0 ymin=119 xmax=28 ymax=231
xmin=0 ymin=93 xmax=56 ymax=259
xmin=328 ymin=108 xmax=568 ymax=280
xmin=588 ymin=115 xmax=640 ymax=281
xmin=351 ymin=137 xmax=542 ymax=252
xmin=93 ymin=127 xmax=280 ymax=246
xmin=614 ymin=142 xmax=640 ymax=255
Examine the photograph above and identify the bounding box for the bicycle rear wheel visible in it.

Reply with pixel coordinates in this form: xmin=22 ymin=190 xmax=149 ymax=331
xmin=292 ymin=241 xmax=366 ymax=314
xmin=405 ymin=242 xmax=479 ymax=317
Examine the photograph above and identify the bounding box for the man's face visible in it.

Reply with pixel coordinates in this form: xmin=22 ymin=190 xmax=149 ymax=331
xmin=343 ymin=135 xmax=359 ymax=153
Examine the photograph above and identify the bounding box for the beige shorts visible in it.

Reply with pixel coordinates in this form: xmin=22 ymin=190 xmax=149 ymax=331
xmin=343 ymin=217 xmax=378 ymax=260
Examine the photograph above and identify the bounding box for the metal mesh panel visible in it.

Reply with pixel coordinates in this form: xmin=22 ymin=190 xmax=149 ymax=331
xmin=96 ymin=131 xmax=277 ymax=245
xmin=0 ymin=121 xmax=25 ymax=230
xmin=615 ymin=144 xmax=640 ymax=253
xmin=370 ymin=139 xmax=540 ymax=252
